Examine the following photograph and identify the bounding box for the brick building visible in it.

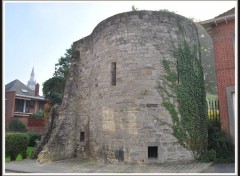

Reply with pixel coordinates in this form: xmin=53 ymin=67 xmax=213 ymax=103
xmin=5 ymin=79 xmax=46 ymax=133
xmin=200 ymin=8 xmax=235 ymax=140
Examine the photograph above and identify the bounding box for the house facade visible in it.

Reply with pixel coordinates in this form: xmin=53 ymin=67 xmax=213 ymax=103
xmin=5 ymin=79 xmax=46 ymax=133
xmin=200 ymin=8 xmax=235 ymax=140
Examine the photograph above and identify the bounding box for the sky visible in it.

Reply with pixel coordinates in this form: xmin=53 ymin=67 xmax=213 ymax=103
xmin=3 ymin=1 xmax=237 ymax=96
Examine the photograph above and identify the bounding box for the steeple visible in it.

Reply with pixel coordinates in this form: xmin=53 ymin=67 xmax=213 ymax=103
xmin=27 ymin=67 xmax=36 ymax=90
xmin=31 ymin=67 xmax=35 ymax=80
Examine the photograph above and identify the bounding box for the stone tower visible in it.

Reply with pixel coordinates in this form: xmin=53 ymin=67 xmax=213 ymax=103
xmin=27 ymin=67 xmax=36 ymax=90
xmin=38 ymin=11 xmax=201 ymax=164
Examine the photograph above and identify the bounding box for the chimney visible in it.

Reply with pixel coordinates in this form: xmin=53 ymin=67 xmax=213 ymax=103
xmin=35 ymin=83 xmax=39 ymax=96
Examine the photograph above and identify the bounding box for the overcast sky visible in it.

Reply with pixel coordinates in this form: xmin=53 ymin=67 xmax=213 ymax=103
xmin=3 ymin=1 xmax=236 ymax=95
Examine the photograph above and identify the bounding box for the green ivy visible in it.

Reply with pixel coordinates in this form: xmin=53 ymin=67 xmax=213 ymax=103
xmin=157 ymin=40 xmax=208 ymax=160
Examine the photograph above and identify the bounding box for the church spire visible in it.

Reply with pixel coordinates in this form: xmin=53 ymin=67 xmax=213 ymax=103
xmin=27 ymin=66 xmax=36 ymax=90
xmin=31 ymin=67 xmax=35 ymax=80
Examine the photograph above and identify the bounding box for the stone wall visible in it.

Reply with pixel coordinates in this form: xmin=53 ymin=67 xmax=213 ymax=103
xmin=38 ymin=11 xmax=201 ymax=164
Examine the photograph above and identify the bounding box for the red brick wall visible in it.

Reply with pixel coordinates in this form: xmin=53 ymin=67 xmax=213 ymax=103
xmin=211 ymin=20 xmax=235 ymax=133
xmin=28 ymin=118 xmax=45 ymax=133
xmin=5 ymin=91 xmax=16 ymax=127
xmin=28 ymin=118 xmax=44 ymax=126
xmin=17 ymin=117 xmax=44 ymax=134
xmin=18 ymin=117 xmax=29 ymax=127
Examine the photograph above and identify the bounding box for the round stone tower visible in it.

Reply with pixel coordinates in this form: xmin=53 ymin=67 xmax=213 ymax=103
xmin=38 ymin=10 xmax=201 ymax=164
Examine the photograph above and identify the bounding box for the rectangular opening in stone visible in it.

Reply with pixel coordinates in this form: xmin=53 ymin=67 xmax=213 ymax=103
xmin=114 ymin=149 xmax=124 ymax=162
xmin=146 ymin=104 xmax=158 ymax=108
xmin=148 ymin=146 xmax=158 ymax=158
xmin=111 ymin=62 xmax=116 ymax=86
xmin=80 ymin=132 xmax=85 ymax=142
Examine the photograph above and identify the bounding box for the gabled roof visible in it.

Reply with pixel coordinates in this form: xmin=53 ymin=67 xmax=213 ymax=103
xmin=5 ymin=79 xmax=35 ymax=96
xmin=199 ymin=7 xmax=235 ymax=35
xmin=215 ymin=7 xmax=235 ymax=18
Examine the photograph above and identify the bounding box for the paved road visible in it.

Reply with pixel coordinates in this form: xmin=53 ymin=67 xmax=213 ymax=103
xmin=201 ymin=163 xmax=235 ymax=173
xmin=4 ymin=158 xmax=235 ymax=174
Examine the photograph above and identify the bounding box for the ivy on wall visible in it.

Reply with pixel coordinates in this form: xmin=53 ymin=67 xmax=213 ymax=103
xmin=157 ymin=40 xmax=208 ymax=160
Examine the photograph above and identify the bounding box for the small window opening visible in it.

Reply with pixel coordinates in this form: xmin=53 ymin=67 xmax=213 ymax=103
xmin=21 ymin=89 xmax=28 ymax=93
xmin=148 ymin=146 xmax=158 ymax=158
xmin=111 ymin=62 xmax=116 ymax=86
xmin=80 ymin=132 xmax=85 ymax=142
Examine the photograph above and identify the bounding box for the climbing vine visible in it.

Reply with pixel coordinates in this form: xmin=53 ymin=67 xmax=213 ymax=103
xmin=157 ymin=40 xmax=208 ymax=160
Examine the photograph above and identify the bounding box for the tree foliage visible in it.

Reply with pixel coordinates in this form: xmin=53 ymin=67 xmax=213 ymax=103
xmin=54 ymin=47 xmax=73 ymax=79
xmin=43 ymin=77 xmax=66 ymax=105
xmin=42 ymin=46 xmax=72 ymax=105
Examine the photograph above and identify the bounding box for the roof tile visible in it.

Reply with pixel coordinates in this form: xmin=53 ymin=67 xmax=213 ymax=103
xmin=215 ymin=7 xmax=235 ymax=18
xmin=5 ymin=79 xmax=35 ymax=96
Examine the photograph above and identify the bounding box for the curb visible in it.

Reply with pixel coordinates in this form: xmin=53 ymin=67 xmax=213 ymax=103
xmin=5 ymin=169 xmax=30 ymax=173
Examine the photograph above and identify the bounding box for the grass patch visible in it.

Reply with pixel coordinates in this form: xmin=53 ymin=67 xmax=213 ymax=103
xmin=5 ymin=147 xmax=34 ymax=162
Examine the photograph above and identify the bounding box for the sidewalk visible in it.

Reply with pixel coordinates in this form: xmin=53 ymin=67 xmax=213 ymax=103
xmin=4 ymin=158 xmax=235 ymax=174
xmin=201 ymin=163 xmax=235 ymax=173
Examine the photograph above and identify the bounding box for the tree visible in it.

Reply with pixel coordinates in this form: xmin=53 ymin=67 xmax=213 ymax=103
xmin=54 ymin=46 xmax=73 ymax=79
xmin=42 ymin=77 xmax=66 ymax=105
xmin=42 ymin=46 xmax=73 ymax=105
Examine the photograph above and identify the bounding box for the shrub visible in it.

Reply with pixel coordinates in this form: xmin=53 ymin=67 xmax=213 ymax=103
xmin=5 ymin=133 xmax=29 ymax=161
xmin=31 ymin=112 xmax=44 ymax=119
xmin=26 ymin=147 xmax=35 ymax=158
xmin=207 ymin=122 xmax=235 ymax=163
xmin=8 ymin=118 xmax=27 ymax=132
xmin=200 ymin=149 xmax=216 ymax=162
xmin=27 ymin=132 xmax=41 ymax=147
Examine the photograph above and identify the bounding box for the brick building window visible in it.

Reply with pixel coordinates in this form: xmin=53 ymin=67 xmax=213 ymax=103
xmin=111 ymin=62 xmax=116 ymax=86
xmin=15 ymin=99 xmax=24 ymax=112
xmin=25 ymin=100 xmax=30 ymax=113
xmin=15 ymin=99 xmax=31 ymax=113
